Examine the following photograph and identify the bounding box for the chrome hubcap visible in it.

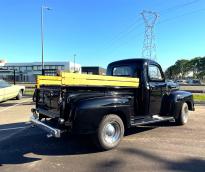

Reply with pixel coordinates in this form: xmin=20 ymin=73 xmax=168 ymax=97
xmin=106 ymin=124 xmax=115 ymax=136
xmin=103 ymin=122 xmax=121 ymax=144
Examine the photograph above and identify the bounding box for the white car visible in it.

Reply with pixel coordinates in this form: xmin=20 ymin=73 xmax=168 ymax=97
xmin=0 ymin=80 xmax=25 ymax=102
xmin=176 ymin=79 xmax=187 ymax=85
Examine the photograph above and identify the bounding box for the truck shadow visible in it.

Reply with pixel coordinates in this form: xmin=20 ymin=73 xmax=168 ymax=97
xmin=120 ymin=148 xmax=205 ymax=172
xmin=125 ymin=125 xmax=156 ymax=136
xmin=0 ymin=122 xmax=154 ymax=165
xmin=94 ymin=147 xmax=205 ymax=172
xmin=0 ymin=121 xmax=172 ymax=166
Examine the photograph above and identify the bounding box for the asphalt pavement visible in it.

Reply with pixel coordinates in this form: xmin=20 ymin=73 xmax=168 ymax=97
xmin=0 ymin=97 xmax=205 ymax=172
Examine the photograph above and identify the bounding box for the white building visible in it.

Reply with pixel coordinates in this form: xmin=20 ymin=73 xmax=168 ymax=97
xmin=0 ymin=61 xmax=81 ymax=82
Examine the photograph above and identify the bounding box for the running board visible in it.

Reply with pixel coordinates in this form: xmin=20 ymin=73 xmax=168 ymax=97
xmin=130 ymin=115 xmax=175 ymax=126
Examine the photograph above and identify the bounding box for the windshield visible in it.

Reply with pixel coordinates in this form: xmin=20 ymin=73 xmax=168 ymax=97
xmin=0 ymin=80 xmax=10 ymax=88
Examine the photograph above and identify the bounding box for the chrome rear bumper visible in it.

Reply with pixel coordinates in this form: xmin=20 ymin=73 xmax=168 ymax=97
xmin=30 ymin=114 xmax=61 ymax=138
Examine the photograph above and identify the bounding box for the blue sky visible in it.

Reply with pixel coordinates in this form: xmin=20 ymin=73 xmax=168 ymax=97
xmin=0 ymin=0 xmax=205 ymax=69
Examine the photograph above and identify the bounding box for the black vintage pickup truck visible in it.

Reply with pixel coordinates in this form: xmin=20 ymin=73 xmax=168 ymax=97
xmin=31 ymin=59 xmax=194 ymax=150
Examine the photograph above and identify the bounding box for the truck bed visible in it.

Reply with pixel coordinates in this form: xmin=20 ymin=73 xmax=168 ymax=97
xmin=37 ymin=72 xmax=139 ymax=88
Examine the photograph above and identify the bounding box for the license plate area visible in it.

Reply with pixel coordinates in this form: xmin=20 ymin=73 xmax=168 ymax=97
xmin=37 ymin=87 xmax=61 ymax=115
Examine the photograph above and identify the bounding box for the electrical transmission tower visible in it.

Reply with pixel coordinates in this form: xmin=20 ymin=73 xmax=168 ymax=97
xmin=141 ymin=10 xmax=159 ymax=61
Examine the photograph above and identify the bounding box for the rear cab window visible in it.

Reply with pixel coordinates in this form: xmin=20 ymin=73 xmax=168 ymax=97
xmin=112 ymin=66 xmax=133 ymax=77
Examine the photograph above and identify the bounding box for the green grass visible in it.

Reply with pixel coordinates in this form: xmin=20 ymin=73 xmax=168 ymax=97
xmin=24 ymin=89 xmax=35 ymax=96
xmin=193 ymin=94 xmax=205 ymax=102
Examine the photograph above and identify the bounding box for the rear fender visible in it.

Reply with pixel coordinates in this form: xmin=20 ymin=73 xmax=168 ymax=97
xmin=72 ymin=96 xmax=134 ymax=134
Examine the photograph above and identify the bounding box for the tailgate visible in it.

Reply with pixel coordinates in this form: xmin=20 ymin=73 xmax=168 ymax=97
xmin=36 ymin=87 xmax=61 ymax=118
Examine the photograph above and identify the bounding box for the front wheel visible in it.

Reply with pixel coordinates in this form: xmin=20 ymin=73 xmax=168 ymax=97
xmin=94 ymin=114 xmax=124 ymax=150
xmin=175 ymin=102 xmax=189 ymax=125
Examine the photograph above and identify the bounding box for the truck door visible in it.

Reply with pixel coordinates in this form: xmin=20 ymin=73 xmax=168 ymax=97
xmin=148 ymin=64 xmax=166 ymax=115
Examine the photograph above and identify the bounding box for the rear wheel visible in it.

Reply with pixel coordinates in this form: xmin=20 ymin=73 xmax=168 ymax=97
xmin=94 ymin=114 xmax=124 ymax=150
xmin=175 ymin=102 xmax=189 ymax=125
xmin=16 ymin=90 xmax=23 ymax=100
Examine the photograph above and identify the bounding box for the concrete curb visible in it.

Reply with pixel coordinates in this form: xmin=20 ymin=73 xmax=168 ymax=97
xmin=183 ymin=90 xmax=205 ymax=93
xmin=195 ymin=102 xmax=205 ymax=105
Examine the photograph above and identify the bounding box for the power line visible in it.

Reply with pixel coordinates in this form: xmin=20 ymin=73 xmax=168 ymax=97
xmin=106 ymin=31 xmax=143 ymax=58
xmin=160 ymin=0 xmax=201 ymax=14
xmin=100 ymin=18 xmax=143 ymax=50
xmin=159 ymin=7 xmax=205 ymax=25
xmin=104 ymin=0 xmax=201 ymax=49
xmin=102 ymin=0 xmax=203 ymax=58
xmin=104 ymin=6 xmax=205 ymax=59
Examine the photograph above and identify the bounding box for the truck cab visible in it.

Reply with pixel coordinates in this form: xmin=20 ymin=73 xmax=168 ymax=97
xmin=31 ymin=58 xmax=195 ymax=150
xmin=107 ymin=59 xmax=194 ymax=117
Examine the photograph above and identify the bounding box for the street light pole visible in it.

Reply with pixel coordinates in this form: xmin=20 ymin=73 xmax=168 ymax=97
xmin=41 ymin=6 xmax=44 ymax=75
xmin=41 ymin=5 xmax=52 ymax=75
xmin=73 ymin=54 xmax=76 ymax=73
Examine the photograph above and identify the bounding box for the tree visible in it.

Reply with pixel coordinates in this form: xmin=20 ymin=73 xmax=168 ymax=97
xmin=186 ymin=57 xmax=205 ymax=78
xmin=165 ymin=57 xmax=205 ymax=79
xmin=174 ymin=59 xmax=189 ymax=78
xmin=165 ymin=65 xmax=179 ymax=79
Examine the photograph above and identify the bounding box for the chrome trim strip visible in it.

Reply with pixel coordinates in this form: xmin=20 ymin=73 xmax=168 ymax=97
xmin=131 ymin=116 xmax=174 ymax=126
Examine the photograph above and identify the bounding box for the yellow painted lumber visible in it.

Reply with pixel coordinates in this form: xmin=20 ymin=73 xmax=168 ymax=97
xmin=37 ymin=76 xmax=61 ymax=88
xmin=37 ymin=72 xmax=139 ymax=88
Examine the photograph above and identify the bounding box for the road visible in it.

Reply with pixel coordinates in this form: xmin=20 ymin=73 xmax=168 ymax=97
xmin=0 ymin=96 xmax=33 ymax=125
xmin=0 ymin=97 xmax=205 ymax=172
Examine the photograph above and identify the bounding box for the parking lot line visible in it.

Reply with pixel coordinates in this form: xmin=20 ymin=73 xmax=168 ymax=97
xmin=123 ymin=138 xmax=137 ymax=141
xmin=0 ymin=126 xmax=30 ymax=132
xmin=0 ymin=98 xmax=32 ymax=113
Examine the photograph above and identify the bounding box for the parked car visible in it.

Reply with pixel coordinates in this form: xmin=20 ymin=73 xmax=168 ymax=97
xmin=187 ymin=79 xmax=201 ymax=85
xmin=176 ymin=79 xmax=187 ymax=85
xmin=0 ymin=80 xmax=25 ymax=102
xmin=166 ymin=80 xmax=179 ymax=89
